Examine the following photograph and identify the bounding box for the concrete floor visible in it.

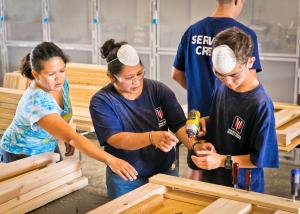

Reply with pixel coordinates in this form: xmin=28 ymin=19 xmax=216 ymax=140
xmin=27 ymin=134 xmax=299 ymax=214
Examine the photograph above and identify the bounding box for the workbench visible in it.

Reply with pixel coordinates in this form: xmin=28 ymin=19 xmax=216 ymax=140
xmin=88 ymin=173 xmax=300 ymax=214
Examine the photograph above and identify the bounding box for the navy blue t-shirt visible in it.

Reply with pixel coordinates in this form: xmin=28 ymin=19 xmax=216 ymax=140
xmin=173 ymin=17 xmax=262 ymax=116
xmin=89 ymin=79 xmax=186 ymax=177
xmin=201 ymin=83 xmax=279 ymax=193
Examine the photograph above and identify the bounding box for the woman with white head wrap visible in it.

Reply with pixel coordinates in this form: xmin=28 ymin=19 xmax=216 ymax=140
xmin=90 ymin=39 xmax=192 ymax=198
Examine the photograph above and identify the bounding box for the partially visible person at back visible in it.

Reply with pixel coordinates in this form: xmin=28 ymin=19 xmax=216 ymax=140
xmin=0 ymin=42 xmax=137 ymax=183
xmin=172 ymin=0 xmax=262 ymax=179
xmin=190 ymin=27 xmax=278 ymax=193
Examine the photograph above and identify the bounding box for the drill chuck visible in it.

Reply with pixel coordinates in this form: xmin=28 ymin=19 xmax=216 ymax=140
xmin=186 ymin=110 xmax=201 ymax=138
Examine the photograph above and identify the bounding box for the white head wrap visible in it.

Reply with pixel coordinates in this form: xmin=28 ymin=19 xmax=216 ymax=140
xmin=212 ymin=45 xmax=237 ymax=74
xmin=108 ymin=44 xmax=140 ymax=66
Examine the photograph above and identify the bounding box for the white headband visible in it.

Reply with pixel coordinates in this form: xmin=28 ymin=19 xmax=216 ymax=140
xmin=29 ymin=47 xmax=35 ymax=70
xmin=212 ymin=44 xmax=237 ymax=75
xmin=108 ymin=44 xmax=140 ymax=66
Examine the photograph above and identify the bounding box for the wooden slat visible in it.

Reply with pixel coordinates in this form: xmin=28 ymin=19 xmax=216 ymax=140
xmin=277 ymin=121 xmax=300 ymax=146
xmin=0 ymin=152 xmax=60 ymax=181
xmin=0 ymin=96 xmax=20 ymax=105
xmin=278 ymin=136 xmax=300 ymax=152
xmin=275 ymin=109 xmax=300 ymax=128
xmin=0 ymin=170 xmax=82 ymax=213
xmin=197 ymin=198 xmax=252 ymax=214
xmin=121 ymin=194 xmax=164 ymax=214
xmin=0 ymin=87 xmax=24 ymax=98
xmin=87 ymin=183 xmax=167 ymax=214
xmin=0 ymin=112 xmax=15 ymax=120
xmin=3 ymin=72 xmax=29 ymax=90
xmin=273 ymin=211 xmax=295 ymax=214
xmin=0 ymin=160 xmax=80 ymax=204
xmin=164 ymin=190 xmax=217 ymax=207
xmin=5 ymin=176 xmax=88 ymax=214
xmin=149 ymin=174 xmax=300 ymax=213
xmin=274 ymin=102 xmax=300 ymax=111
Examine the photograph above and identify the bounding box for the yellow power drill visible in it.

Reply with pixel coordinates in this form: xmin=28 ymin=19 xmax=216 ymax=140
xmin=186 ymin=109 xmax=201 ymax=138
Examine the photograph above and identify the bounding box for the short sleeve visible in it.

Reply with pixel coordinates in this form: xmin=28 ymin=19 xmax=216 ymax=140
xmin=27 ymin=90 xmax=58 ymax=130
xmin=249 ymin=101 xmax=279 ymax=168
xmin=173 ymin=28 xmax=189 ymax=72
xmin=158 ymin=83 xmax=186 ymax=133
xmin=250 ymin=33 xmax=262 ymax=72
xmin=90 ymin=94 xmax=123 ymax=146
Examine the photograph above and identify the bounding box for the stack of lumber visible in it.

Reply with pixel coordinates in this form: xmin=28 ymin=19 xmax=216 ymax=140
xmin=274 ymin=102 xmax=300 ymax=152
xmin=89 ymin=173 xmax=300 ymax=214
xmin=3 ymin=72 xmax=30 ymax=90
xmin=0 ymin=152 xmax=88 ymax=214
xmin=0 ymin=87 xmax=24 ymax=134
xmin=66 ymin=63 xmax=110 ymax=132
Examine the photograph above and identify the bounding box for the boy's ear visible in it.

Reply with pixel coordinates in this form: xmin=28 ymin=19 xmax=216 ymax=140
xmin=247 ymin=57 xmax=255 ymax=69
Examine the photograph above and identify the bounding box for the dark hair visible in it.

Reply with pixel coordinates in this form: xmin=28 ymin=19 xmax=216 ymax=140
xmin=100 ymin=39 xmax=143 ymax=76
xmin=20 ymin=42 xmax=69 ymax=80
xmin=212 ymin=27 xmax=253 ymax=64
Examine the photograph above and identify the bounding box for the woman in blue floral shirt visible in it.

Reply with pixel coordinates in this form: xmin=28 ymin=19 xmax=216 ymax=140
xmin=0 ymin=42 xmax=137 ymax=182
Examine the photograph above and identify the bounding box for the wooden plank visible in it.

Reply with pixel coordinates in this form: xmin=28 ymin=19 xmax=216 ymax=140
xmin=149 ymin=174 xmax=300 ymax=213
xmin=197 ymin=198 xmax=252 ymax=214
xmin=0 ymin=160 xmax=80 ymax=204
xmin=0 ymin=107 xmax=17 ymax=115
xmin=121 ymin=194 xmax=164 ymax=214
xmin=151 ymin=198 xmax=204 ymax=214
xmin=0 ymin=152 xmax=60 ymax=181
xmin=0 ymin=96 xmax=20 ymax=105
xmin=277 ymin=121 xmax=300 ymax=146
xmin=0 ymin=103 xmax=18 ymax=110
xmin=0 ymin=87 xmax=24 ymax=99
xmin=275 ymin=109 xmax=300 ymax=128
xmin=0 ymin=112 xmax=15 ymax=120
xmin=5 ymin=176 xmax=88 ymax=214
xmin=0 ymin=170 xmax=82 ymax=213
xmin=3 ymin=72 xmax=29 ymax=90
xmin=273 ymin=211 xmax=295 ymax=214
xmin=274 ymin=102 xmax=300 ymax=111
xmin=87 ymin=183 xmax=167 ymax=214
xmin=278 ymin=135 xmax=300 ymax=152
xmin=164 ymin=190 xmax=217 ymax=207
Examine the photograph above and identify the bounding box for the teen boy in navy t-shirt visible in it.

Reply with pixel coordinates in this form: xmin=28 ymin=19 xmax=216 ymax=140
xmin=191 ymin=27 xmax=279 ymax=193
xmin=172 ymin=0 xmax=262 ymax=178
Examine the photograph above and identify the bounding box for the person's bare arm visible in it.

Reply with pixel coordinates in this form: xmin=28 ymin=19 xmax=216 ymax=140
xmin=171 ymin=67 xmax=186 ymax=89
xmin=107 ymin=131 xmax=178 ymax=152
xmin=38 ymin=114 xmax=138 ymax=181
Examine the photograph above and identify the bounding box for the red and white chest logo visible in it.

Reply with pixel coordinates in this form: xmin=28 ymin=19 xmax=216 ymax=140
xmin=155 ymin=107 xmax=164 ymax=121
xmin=231 ymin=116 xmax=245 ymax=134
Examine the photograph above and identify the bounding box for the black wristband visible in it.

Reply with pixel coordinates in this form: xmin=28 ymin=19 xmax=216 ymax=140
xmin=191 ymin=142 xmax=201 ymax=152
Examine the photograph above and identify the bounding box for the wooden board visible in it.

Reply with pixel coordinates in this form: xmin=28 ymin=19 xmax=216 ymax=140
xmin=0 ymin=170 xmax=82 ymax=213
xmin=197 ymin=198 xmax=252 ymax=214
xmin=149 ymin=174 xmax=300 ymax=213
xmin=89 ymin=174 xmax=300 ymax=214
xmin=0 ymin=152 xmax=60 ymax=181
xmin=87 ymin=183 xmax=167 ymax=214
xmin=0 ymin=87 xmax=24 ymax=132
xmin=3 ymin=72 xmax=30 ymax=90
xmin=275 ymin=109 xmax=300 ymax=128
xmin=0 ymin=159 xmax=80 ymax=204
xmin=274 ymin=103 xmax=300 ymax=151
xmin=5 ymin=176 xmax=88 ymax=214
